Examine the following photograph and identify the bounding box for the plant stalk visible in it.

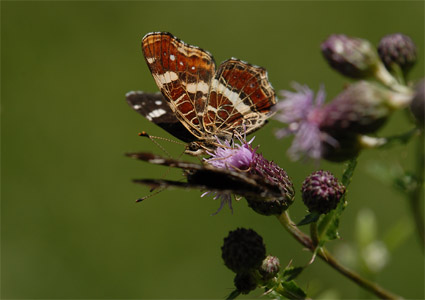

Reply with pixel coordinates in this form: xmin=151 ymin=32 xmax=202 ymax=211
xmin=277 ymin=211 xmax=403 ymax=300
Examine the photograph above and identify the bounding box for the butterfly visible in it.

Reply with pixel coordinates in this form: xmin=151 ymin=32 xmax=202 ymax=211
xmin=126 ymin=32 xmax=276 ymax=155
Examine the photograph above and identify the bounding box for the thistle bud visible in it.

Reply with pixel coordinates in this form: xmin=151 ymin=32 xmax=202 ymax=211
xmin=259 ymin=255 xmax=280 ymax=280
xmin=234 ymin=272 xmax=257 ymax=294
xmin=321 ymin=34 xmax=381 ymax=79
xmin=245 ymin=153 xmax=295 ymax=216
xmin=378 ymin=33 xmax=417 ymax=74
xmin=319 ymin=81 xmax=411 ymax=136
xmin=410 ymin=79 xmax=424 ymax=126
xmin=302 ymin=170 xmax=345 ymax=214
xmin=221 ymin=228 xmax=266 ymax=273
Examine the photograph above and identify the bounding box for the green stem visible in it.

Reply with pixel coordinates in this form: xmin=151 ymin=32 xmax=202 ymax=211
xmin=277 ymin=211 xmax=403 ymax=300
xmin=410 ymin=130 xmax=425 ymax=249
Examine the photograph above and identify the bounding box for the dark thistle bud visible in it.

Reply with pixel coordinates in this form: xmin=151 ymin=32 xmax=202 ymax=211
xmin=410 ymin=79 xmax=425 ymax=126
xmin=319 ymin=81 xmax=412 ymax=136
xmin=259 ymin=255 xmax=280 ymax=280
xmin=221 ymin=228 xmax=266 ymax=273
xmin=302 ymin=170 xmax=345 ymax=214
xmin=245 ymin=153 xmax=295 ymax=216
xmin=321 ymin=34 xmax=381 ymax=79
xmin=234 ymin=272 xmax=257 ymax=294
xmin=378 ymin=33 xmax=417 ymax=74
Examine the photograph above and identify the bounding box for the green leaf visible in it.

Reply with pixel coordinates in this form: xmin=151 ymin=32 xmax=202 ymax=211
xmin=226 ymin=289 xmax=241 ymax=300
xmin=317 ymin=158 xmax=357 ymax=242
xmin=282 ymin=266 xmax=304 ymax=281
xmin=297 ymin=211 xmax=320 ymax=226
xmin=279 ymin=281 xmax=307 ymax=299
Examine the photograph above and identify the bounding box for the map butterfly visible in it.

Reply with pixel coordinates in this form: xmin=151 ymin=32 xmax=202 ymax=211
xmin=127 ymin=32 xmax=276 ymax=155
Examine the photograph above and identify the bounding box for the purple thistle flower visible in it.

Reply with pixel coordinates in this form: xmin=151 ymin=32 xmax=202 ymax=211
xmin=202 ymin=136 xmax=257 ymax=215
xmin=274 ymin=84 xmax=336 ymax=161
xmin=204 ymin=134 xmax=294 ymax=215
xmin=204 ymin=136 xmax=256 ymax=171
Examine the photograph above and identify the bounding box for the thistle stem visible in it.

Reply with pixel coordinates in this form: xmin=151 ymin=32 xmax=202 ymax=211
xmin=277 ymin=211 xmax=403 ymax=300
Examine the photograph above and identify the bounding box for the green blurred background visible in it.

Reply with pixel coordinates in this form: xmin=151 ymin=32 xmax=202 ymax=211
xmin=2 ymin=1 xmax=424 ymax=299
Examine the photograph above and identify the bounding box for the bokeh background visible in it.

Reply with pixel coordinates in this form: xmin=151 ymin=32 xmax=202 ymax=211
xmin=2 ymin=1 xmax=424 ymax=299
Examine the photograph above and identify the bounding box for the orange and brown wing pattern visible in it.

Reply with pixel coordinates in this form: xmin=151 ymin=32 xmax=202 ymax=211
xmin=204 ymin=59 xmax=276 ymax=138
xmin=142 ymin=32 xmax=216 ymax=139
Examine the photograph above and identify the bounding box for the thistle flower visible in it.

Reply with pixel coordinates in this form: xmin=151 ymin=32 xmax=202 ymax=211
xmin=378 ymin=33 xmax=417 ymax=75
xmin=321 ymin=34 xmax=381 ymax=79
xmin=274 ymin=83 xmax=333 ymax=161
xmin=204 ymin=135 xmax=294 ymax=215
xmin=275 ymin=81 xmax=413 ymax=162
xmin=221 ymin=228 xmax=266 ymax=273
xmin=301 ymin=170 xmax=345 ymax=214
xmin=259 ymin=255 xmax=280 ymax=280
xmin=410 ymin=79 xmax=424 ymax=126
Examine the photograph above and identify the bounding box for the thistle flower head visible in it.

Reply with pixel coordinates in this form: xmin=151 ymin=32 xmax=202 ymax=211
xmin=274 ymin=84 xmax=338 ymax=161
xmin=259 ymin=255 xmax=280 ymax=280
xmin=221 ymin=228 xmax=266 ymax=273
xmin=302 ymin=170 xmax=345 ymax=214
xmin=204 ymin=136 xmax=256 ymax=171
xmin=204 ymin=134 xmax=294 ymax=215
xmin=274 ymin=84 xmax=329 ymax=161
xmin=319 ymin=81 xmax=394 ymax=136
xmin=321 ymin=34 xmax=380 ymax=79
xmin=410 ymin=79 xmax=424 ymax=126
xmin=245 ymin=152 xmax=295 ymax=215
xmin=378 ymin=33 xmax=417 ymax=74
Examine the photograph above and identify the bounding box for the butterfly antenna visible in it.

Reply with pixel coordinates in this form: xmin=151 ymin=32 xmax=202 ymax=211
xmin=138 ymin=131 xmax=185 ymax=158
xmin=136 ymin=187 xmax=166 ymax=202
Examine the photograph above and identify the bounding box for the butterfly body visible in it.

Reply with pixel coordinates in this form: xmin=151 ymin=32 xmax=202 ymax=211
xmin=127 ymin=32 xmax=276 ymax=155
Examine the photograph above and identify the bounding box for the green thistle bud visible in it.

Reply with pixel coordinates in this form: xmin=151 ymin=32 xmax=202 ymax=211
xmin=221 ymin=228 xmax=266 ymax=273
xmin=259 ymin=255 xmax=280 ymax=280
xmin=245 ymin=153 xmax=295 ymax=216
xmin=410 ymin=79 xmax=424 ymax=126
xmin=234 ymin=272 xmax=257 ymax=294
xmin=321 ymin=34 xmax=381 ymax=79
xmin=302 ymin=170 xmax=345 ymax=214
xmin=378 ymin=33 xmax=417 ymax=74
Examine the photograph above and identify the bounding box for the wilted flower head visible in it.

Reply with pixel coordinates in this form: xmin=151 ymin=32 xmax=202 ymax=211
xmin=221 ymin=227 xmax=266 ymax=273
xmin=378 ymin=33 xmax=417 ymax=74
xmin=321 ymin=34 xmax=381 ymax=79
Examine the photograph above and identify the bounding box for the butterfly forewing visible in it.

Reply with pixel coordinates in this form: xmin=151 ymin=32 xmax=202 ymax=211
xmin=142 ymin=32 xmax=216 ymax=139
xmin=126 ymin=91 xmax=197 ymax=143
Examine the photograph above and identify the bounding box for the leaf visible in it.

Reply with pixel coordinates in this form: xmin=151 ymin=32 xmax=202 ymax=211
xmin=296 ymin=211 xmax=320 ymax=226
xmin=280 ymin=281 xmax=307 ymax=299
xmin=226 ymin=289 xmax=241 ymax=300
xmin=282 ymin=266 xmax=304 ymax=281
xmin=317 ymin=158 xmax=357 ymax=242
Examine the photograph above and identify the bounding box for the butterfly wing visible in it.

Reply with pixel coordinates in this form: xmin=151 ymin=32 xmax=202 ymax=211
xmin=126 ymin=91 xmax=197 ymax=143
xmin=204 ymin=59 xmax=276 ymax=138
xmin=142 ymin=32 xmax=216 ymax=140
